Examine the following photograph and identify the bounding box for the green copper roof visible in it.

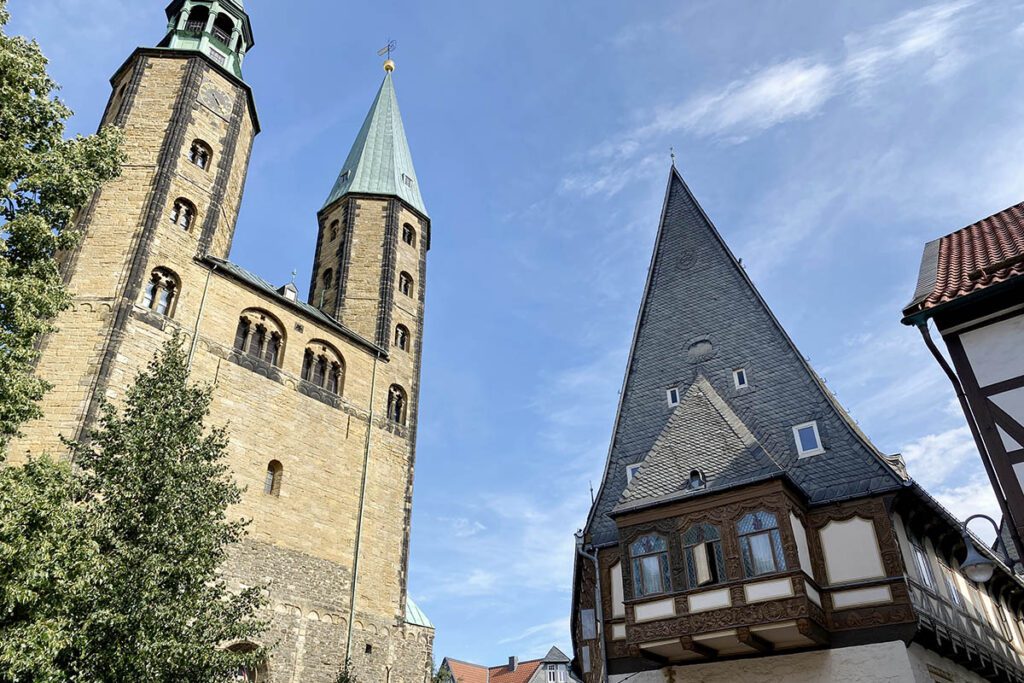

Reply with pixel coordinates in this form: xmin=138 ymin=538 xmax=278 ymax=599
xmin=405 ymin=596 xmax=433 ymax=628
xmin=323 ymin=72 xmax=427 ymax=216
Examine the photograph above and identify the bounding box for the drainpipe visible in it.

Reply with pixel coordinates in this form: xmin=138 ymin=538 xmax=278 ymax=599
xmin=576 ymin=541 xmax=608 ymax=683
xmin=916 ymin=322 xmax=1024 ymax=560
xmin=187 ymin=263 xmax=216 ymax=370
xmin=345 ymin=351 xmax=381 ymax=668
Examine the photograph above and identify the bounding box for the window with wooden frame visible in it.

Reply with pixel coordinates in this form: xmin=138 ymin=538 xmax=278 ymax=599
xmin=629 ymin=534 xmax=671 ymax=597
xmin=264 ymin=460 xmax=283 ymax=496
xmin=910 ymin=539 xmax=937 ymax=591
xmin=682 ymin=523 xmax=725 ymax=589
xmin=793 ymin=421 xmax=825 ymax=457
xmin=737 ymin=510 xmax=786 ymax=577
xmin=939 ymin=560 xmax=964 ymax=609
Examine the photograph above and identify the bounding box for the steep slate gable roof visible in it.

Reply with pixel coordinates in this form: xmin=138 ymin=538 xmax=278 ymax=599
xmin=615 ymin=377 xmax=783 ymax=514
xmin=322 ymin=71 xmax=428 ymax=216
xmin=585 ymin=167 xmax=903 ymax=545
xmin=903 ymin=201 xmax=1024 ymax=322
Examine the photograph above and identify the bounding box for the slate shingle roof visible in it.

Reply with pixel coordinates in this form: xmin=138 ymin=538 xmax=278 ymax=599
xmin=585 ymin=167 xmax=904 ymax=545
xmin=615 ymin=377 xmax=782 ymax=514
xmin=903 ymin=202 xmax=1024 ymax=322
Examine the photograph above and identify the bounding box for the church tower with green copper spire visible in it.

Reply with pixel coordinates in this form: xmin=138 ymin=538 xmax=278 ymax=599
xmin=158 ymin=0 xmax=254 ymax=79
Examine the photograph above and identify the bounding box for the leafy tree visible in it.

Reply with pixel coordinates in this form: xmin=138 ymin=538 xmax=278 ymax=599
xmin=0 ymin=337 xmax=268 ymax=681
xmin=0 ymin=0 xmax=123 ymax=450
xmin=433 ymin=663 xmax=453 ymax=683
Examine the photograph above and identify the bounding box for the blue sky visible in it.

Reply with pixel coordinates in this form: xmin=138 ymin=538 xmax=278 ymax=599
xmin=13 ymin=0 xmax=1024 ymax=667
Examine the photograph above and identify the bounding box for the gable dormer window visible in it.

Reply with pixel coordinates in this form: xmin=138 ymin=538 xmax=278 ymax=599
xmin=733 ymin=368 xmax=748 ymax=389
xmin=402 ymin=173 xmax=414 ymax=187
xmin=626 ymin=463 xmax=642 ymax=482
xmin=666 ymin=387 xmax=680 ymax=407
xmin=793 ymin=421 xmax=825 ymax=457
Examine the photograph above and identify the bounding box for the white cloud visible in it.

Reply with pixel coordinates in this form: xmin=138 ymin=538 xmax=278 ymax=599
xmin=650 ymin=59 xmax=837 ymax=140
xmin=932 ymin=474 xmax=1002 ymax=545
xmin=497 ymin=617 xmax=569 ymax=645
xmin=901 ymin=425 xmax=978 ymax=489
xmin=440 ymin=516 xmax=487 ymax=538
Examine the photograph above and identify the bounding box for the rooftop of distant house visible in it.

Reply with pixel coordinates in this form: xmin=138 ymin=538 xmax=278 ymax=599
xmin=443 ymin=647 xmax=573 ymax=683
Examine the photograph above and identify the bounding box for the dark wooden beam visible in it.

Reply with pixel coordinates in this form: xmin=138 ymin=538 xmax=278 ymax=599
xmin=796 ymin=618 xmax=830 ymax=646
xmin=679 ymin=636 xmax=717 ymax=659
xmin=737 ymin=627 xmax=773 ymax=654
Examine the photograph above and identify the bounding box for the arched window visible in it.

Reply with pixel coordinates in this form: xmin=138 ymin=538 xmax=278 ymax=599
xmin=228 ymin=643 xmax=267 ymax=682
xmin=264 ymin=460 xmax=283 ymax=497
xmin=329 ymin=220 xmax=340 ymax=242
xmin=189 ymin=140 xmax=212 ymax=170
xmin=185 ymin=5 xmax=209 ymax=34
xmin=688 ymin=469 xmax=706 ymax=490
xmin=402 ymin=223 xmax=416 ymax=246
xmin=322 ymin=268 xmax=333 ymax=291
xmin=630 ymin=534 xmax=670 ymax=597
xmin=140 ymin=267 xmax=180 ymax=317
xmin=394 ymin=324 xmax=410 ymax=351
xmin=682 ymin=524 xmax=724 ymax=588
xmin=398 ymin=271 xmax=414 ymax=297
xmin=737 ymin=511 xmax=786 ymax=577
xmin=387 ymin=384 xmax=408 ymax=425
xmin=233 ymin=309 xmax=285 ymax=367
xmin=170 ymin=198 xmax=197 ymax=231
xmin=300 ymin=342 xmax=345 ymax=395
xmin=212 ymin=12 xmax=234 ymax=44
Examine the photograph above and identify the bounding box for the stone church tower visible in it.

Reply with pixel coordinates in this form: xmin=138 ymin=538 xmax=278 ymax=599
xmin=11 ymin=1 xmax=435 ymax=680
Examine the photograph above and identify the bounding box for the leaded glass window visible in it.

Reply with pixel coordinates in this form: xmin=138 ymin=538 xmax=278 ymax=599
xmin=737 ymin=511 xmax=786 ymax=577
xmin=682 ymin=523 xmax=724 ymax=588
xmin=630 ymin=534 xmax=671 ymax=597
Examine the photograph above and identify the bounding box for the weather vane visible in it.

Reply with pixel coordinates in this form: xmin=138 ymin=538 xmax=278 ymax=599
xmin=377 ymin=39 xmax=397 ymax=60
xmin=290 ymin=269 xmax=297 ymax=285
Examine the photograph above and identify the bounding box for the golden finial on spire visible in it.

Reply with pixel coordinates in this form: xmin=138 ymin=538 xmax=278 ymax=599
xmin=378 ymin=40 xmax=397 ymax=73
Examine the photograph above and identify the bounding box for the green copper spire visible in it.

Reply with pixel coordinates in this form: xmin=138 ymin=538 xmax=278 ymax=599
xmin=160 ymin=1 xmax=254 ymax=79
xmin=323 ymin=67 xmax=427 ymax=217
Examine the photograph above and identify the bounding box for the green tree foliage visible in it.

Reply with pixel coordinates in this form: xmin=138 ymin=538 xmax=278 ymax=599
xmin=0 ymin=337 xmax=268 ymax=681
xmin=0 ymin=0 xmax=123 ymax=450
xmin=433 ymin=664 xmax=453 ymax=683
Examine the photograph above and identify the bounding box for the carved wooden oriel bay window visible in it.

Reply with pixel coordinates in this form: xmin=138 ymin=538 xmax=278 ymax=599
xmin=630 ymin=534 xmax=671 ymax=598
xmin=737 ymin=510 xmax=787 ymax=577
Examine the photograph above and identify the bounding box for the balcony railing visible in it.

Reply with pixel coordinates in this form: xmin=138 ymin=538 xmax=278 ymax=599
xmin=185 ymin=20 xmax=205 ymax=35
xmin=212 ymin=26 xmax=231 ymax=45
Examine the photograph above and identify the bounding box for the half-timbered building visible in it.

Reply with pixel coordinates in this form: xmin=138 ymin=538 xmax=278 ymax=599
xmin=570 ymin=167 xmax=1024 ymax=682
xmin=902 ymin=204 xmax=1024 ymax=562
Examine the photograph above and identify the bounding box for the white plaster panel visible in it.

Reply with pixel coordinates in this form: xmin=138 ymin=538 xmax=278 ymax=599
xmin=958 ymin=317 xmax=1024 ymax=389
xmin=819 ymin=517 xmax=885 ymax=584
xmin=960 ymin=315 xmax=1024 ymax=388
xmin=610 ymin=561 xmax=625 ymax=618
xmin=991 ymin=388 xmax=1024 ymax=450
xmin=611 ymin=623 xmax=626 ymax=640
xmin=744 ymin=577 xmax=793 ymax=603
xmin=610 ymin=641 xmax=919 ymax=682
xmin=633 ymin=597 xmax=675 ymax=622
xmin=688 ymin=588 xmax=731 ymax=613
xmin=832 ymin=585 xmax=892 ymax=609
xmin=790 ymin=512 xmax=814 ymax=579
xmin=1000 ymin=425 xmax=1023 ymax=452
xmin=806 ymin=583 xmax=822 ymax=607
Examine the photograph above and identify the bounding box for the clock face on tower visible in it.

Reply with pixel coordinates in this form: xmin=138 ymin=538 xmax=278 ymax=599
xmin=200 ymin=84 xmax=234 ymax=118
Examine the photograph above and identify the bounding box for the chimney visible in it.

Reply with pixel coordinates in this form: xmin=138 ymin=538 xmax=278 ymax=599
xmin=508 ymin=656 xmax=518 ymax=672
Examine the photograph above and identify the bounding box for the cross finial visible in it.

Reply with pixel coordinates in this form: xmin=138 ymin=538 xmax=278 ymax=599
xmin=290 ymin=269 xmax=297 ymax=285
xmin=670 ymin=146 xmax=676 ymax=167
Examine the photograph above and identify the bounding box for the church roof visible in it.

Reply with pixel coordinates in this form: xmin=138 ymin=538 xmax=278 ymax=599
xmin=323 ymin=71 xmax=427 ymax=217
xmin=585 ymin=166 xmax=904 ymax=545
xmin=902 ymin=200 xmax=1024 ymax=323
xmin=404 ymin=596 xmax=433 ymax=628
xmin=614 ymin=377 xmax=783 ymax=515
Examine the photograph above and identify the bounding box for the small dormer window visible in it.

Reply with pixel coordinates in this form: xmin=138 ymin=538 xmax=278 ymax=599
xmin=666 ymin=387 xmax=680 ymax=407
xmin=339 ymin=170 xmax=351 ymax=184
xmin=626 ymin=463 xmax=642 ymax=482
xmin=793 ymin=421 xmax=825 ymax=457
xmin=401 ymin=173 xmax=414 ymax=187
xmin=688 ymin=469 xmax=705 ymax=490
xmin=733 ymin=368 xmax=748 ymax=389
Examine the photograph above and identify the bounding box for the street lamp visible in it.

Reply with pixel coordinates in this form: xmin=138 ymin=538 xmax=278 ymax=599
xmin=959 ymin=514 xmax=1019 ymax=583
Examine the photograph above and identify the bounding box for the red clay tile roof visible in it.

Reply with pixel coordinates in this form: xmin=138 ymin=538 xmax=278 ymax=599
xmin=905 ymin=202 xmax=1024 ymax=320
xmin=487 ymin=660 xmax=543 ymax=683
xmin=446 ymin=659 xmax=488 ymax=683
xmin=445 ymin=658 xmax=546 ymax=683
